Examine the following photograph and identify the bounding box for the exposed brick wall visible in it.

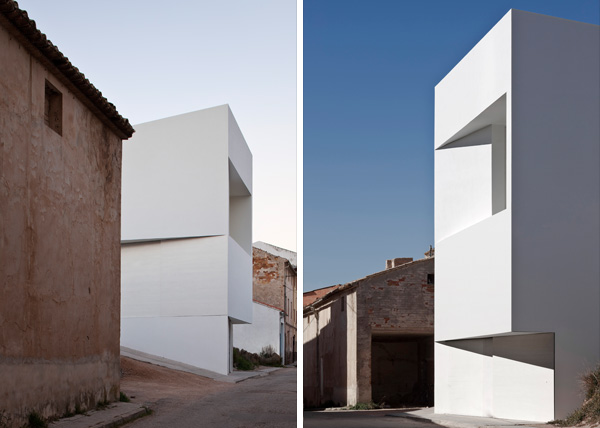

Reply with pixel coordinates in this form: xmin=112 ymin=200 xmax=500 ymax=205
xmin=253 ymin=247 xmax=286 ymax=310
xmin=304 ymin=257 xmax=435 ymax=407
xmin=356 ymin=257 xmax=434 ymax=403
xmin=252 ymin=247 xmax=297 ymax=362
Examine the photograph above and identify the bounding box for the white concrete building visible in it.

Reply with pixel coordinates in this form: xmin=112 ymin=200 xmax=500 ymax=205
xmin=434 ymin=10 xmax=599 ymax=422
xmin=121 ymin=105 xmax=252 ymax=375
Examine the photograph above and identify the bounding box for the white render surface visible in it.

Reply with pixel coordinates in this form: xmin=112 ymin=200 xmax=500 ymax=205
xmin=121 ymin=315 xmax=230 ymax=375
xmin=122 ymin=237 xmax=228 ymax=318
xmin=435 ymin=10 xmax=599 ymax=422
xmin=435 ymin=334 xmax=554 ymax=421
xmin=233 ymin=301 xmax=282 ymax=355
xmin=121 ymin=105 xmax=253 ymax=375
xmin=228 ymin=236 xmax=253 ymax=323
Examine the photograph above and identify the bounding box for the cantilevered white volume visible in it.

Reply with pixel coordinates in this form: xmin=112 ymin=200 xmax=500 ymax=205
xmin=434 ymin=10 xmax=599 ymax=422
xmin=121 ymin=105 xmax=252 ymax=375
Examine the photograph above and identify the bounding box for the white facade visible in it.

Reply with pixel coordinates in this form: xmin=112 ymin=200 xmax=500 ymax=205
xmin=121 ymin=105 xmax=252 ymax=375
xmin=435 ymin=10 xmax=599 ymax=422
xmin=233 ymin=301 xmax=283 ymax=356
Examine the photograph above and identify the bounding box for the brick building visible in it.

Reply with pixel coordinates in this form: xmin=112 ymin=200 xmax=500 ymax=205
xmin=238 ymin=242 xmax=297 ymax=364
xmin=303 ymin=255 xmax=434 ymax=408
xmin=0 ymin=1 xmax=133 ymax=425
xmin=303 ymin=285 xmax=339 ymax=307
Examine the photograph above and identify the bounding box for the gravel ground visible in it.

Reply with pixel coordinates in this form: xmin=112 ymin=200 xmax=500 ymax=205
xmin=120 ymin=357 xmax=296 ymax=428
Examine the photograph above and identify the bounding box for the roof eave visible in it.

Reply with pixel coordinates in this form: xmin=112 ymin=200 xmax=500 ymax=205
xmin=0 ymin=1 xmax=134 ymax=139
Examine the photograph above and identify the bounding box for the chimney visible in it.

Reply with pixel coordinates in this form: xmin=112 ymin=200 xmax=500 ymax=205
xmin=424 ymin=245 xmax=435 ymax=258
xmin=385 ymin=257 xmax=413 ymax=269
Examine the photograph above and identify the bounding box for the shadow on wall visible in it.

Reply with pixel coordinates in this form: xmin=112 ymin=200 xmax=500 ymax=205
xmin=371 ymin=334 xmax=434 ymax=407
xmin=304 ymin=299 xmax=349 ymax=408
xmin=439 ymin=332 xmax=554 ymax=370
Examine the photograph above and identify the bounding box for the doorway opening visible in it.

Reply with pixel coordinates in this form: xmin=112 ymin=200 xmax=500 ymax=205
xmin=371 ymin=334 xmax=434 ymax=407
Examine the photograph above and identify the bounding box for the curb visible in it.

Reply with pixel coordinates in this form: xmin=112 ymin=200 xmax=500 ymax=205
xmin=50 ymin=403 xmax=151 ymax=428
xmin=93 ymin=406 xmax=150 ymax=428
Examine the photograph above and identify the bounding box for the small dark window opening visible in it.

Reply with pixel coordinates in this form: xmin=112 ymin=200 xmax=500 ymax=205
xmin=44 ymin=80 xmax=62 ymax=135
xmin=341 ymin=296 xmax=345 ymax=312
xmin=427 ymin=273 xmax=435 ymax=285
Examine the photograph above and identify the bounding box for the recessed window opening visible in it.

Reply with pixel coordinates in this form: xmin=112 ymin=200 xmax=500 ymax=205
xmin=44 ymin=80 xmax=62 ymax=135
xmin=427 ymin=274 xmax=435 ymax=285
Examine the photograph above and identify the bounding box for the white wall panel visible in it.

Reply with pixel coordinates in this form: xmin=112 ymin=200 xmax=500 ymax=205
xmin=435 ymin=210 xmax=511 ymax=341
xmin=233 ymin=302 xmax=281 ymax=354
xmin=228 ymin=236 xmax=252 ymax=323
xmin=122 ymin=236 xmax=228 ymax=318
xmin=228 ymin=107 xmax=253 ymax=195
xmin=434 ymin=11 xmax=511 ymax=148
xmin=435 ymin=341 xmax=493 ymax=417
xmin=121 ymin=315 xmax=229 ymax=375
xmin=510 ymin=12 xmax=600 ymax=418
xmin=122 ymin=106 xmax=229 ymax=241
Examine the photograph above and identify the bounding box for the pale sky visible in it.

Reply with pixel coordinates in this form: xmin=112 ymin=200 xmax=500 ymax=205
xmin=18 ymin=0 xmax=297 ymax=251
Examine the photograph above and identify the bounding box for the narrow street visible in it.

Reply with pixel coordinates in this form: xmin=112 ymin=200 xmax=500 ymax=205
xmin=120 ymin=357 xmax=296 ymax=428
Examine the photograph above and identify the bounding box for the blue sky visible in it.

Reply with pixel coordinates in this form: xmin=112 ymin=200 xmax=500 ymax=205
xmin=303 ymin=0 xmax=600 ymax=291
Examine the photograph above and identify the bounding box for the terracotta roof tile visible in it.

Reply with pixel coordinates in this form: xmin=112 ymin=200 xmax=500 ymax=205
xmin=303 ymin=285 xmax=340 ymax=307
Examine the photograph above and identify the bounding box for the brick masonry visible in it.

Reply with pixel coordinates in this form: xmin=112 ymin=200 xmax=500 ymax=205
xmin=304 ymin=257 xmax=434 ymax=407
xmin=252 ymin=247 xmax=297 ymax=362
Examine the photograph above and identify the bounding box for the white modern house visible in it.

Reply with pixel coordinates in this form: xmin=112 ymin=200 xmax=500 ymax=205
xmin=434 ymin=10 xmax=599 ymax=422
xmin=121 ymin=105 xmax=252 ymax=375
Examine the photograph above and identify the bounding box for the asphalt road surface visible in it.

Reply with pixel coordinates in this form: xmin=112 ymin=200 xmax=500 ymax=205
xmin=304 ymin=410 xmax=444 ymax=428
xmin=121 ymin=357 xmax=296 ymax=428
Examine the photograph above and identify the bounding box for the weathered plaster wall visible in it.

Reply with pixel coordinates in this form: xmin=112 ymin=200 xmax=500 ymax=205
xmin=356 ymin=258 xmax=435 ymax=403
xmin=0 ymin=23 xmax=122 ymax=425
xmin=284 ymin=265 xmax=297 ymax=363
xmin=303 ymin=258 xmax=434 ymax=408
xmin=253 ymin=247 xmax=286 ymax=309
xmin=252 ymin=247 xmax=297 ymax=362
xmin=303 ymin=289 xmax=357 ymax=408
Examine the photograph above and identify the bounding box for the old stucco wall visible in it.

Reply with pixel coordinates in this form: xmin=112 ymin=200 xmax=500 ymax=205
xmin=356 ymin=258 xmax=435 ymax=403
xmin=304 ymin=258 xmax=434 ymax=408
xmin=0 ymin=23 xmax=122 ymax=425
xmin=252 ymin=247 xmax=297 ymax=362
xmin=253 ymin=247 xmax=285 ymax=309
xmin=303 ymin=288 xmax=357 ymax=408
xmin=283 ymin=263 xmax=297 ymax=363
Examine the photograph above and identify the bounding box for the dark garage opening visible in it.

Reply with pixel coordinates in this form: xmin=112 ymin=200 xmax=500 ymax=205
xmin=371 ymin=334 xmax=434 ymax=407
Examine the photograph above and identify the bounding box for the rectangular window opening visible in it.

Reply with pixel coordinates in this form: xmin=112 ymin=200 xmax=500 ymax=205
xmin=44 ymin=80 xmax=62 ymax=135
xmin=427 ymin=273 xmax=435 ymax=285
